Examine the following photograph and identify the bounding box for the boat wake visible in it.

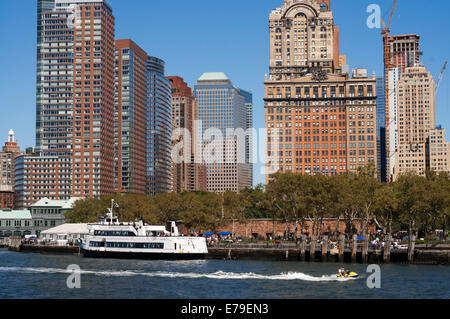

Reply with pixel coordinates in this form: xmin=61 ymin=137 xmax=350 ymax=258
xmin=0 ymin=266 xmax=356 ymax=282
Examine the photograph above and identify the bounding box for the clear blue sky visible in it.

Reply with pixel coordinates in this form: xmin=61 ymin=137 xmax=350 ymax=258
xmin=0 ymin=0 xmax=449 ymax=186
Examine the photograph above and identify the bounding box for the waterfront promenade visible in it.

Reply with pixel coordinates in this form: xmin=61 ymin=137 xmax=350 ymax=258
xmin=3 ymin=237 xmax=449 ymax=265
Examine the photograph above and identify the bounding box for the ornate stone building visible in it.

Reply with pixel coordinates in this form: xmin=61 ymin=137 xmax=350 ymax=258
xmin=265 ymin=0 xmax=377 ymax=181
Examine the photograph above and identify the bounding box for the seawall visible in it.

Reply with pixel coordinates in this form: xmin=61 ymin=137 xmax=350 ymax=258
xmin=4 ymin=244 xmax=449 ymax=265
xmin=8 ymin=244 xmax=80 ymax=255
xmin=206 ymin=247 xmax=449 ymax=265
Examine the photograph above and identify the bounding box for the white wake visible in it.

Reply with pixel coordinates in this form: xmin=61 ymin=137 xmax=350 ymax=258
xmin=0 ymin=266 xmax=356 ymax=282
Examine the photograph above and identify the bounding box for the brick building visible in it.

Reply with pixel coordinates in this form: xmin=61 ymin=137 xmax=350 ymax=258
xmin=36 ymin=0 xmax=116 ymax=198
xmin=168 ymin=76 xmax=207 ymax=193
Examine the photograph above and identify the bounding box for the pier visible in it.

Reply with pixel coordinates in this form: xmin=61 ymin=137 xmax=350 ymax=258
xmin=206 ymin=236 xmax=450 ymax=265
xmin=206 ymin=246 xmax=449 ymax=265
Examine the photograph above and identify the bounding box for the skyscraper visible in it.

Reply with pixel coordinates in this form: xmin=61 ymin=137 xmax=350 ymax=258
xmin=145 ymin=57 xmax=172 ymax=194
xmin=388 ymin=68 xmax=401 ymax=180
xmin=168 ymin=76 xmax=207 ymax=193
xmin=239 ymin=88 xmax=254 ymax=185
xmin=193 ymin=73 xmax=253 ymax=193
xmin=265 ymin=0 xmax=377 ymax=181
xmin=384 ymin=34 xmax=421 ymax=182
xmin=114 ymin=39 xmax=147 ymax=195
xmin=376 ymin=77 xmax=387 ymax=182
xmin=268 ymin=0 xmax=340 ymax=79
xmin=389 ymin=35 xmax=421 ymax=73
xmin=35 ymin=0 xmax=115 ymax=198
xmin=395 ymin=65 xmax=435 ymax=179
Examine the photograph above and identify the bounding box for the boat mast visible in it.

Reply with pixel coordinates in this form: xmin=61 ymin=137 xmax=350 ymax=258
xmin=109 ymin=198 xmax=119 ymax=224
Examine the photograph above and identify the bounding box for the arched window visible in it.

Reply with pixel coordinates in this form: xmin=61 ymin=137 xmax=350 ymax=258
xmin=294 ymin=13 xmax=307 ymax=19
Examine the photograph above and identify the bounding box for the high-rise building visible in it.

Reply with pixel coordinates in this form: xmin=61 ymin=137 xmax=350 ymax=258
xmin=389 ymin=35 xmax=421 ymax=72
xmin=239 ymin=88 xmax=254 ymax=185
xmin=145 ymin=57 xmax=172 ymax=194
xmin=376 ymin=77 xmax=387 ymax=182
xmin=265 ymin=0 xmax=377 ymax=181
xmin=395 ymin=65 xmax=436 ymax=179
xmin=384 ymin=34 xmax=421 ymax=182
xmin=35 ymin=0 xmax=116 ymax=198
xmin=114 ymin=39 xmax=147 ymax=195
xmin=387 ymin=68 xmax=401 ymax=180
xmin=269 ymin=0 xmax=340 ymax=80
xmin=193 ymin=72 xmax=253 ymax=193
xmin=168 ymin=76 xmax=207 ymax=193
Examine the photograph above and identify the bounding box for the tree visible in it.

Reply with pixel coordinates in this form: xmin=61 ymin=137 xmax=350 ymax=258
xmin=242 ymin=185 xmax=268 ymax=219
xmin=66 ymin=197 xmax=108 ymax=223
xmin=373 ymin=183 xmax=399 ymax=238
xmin=394 ymin=173 xmax=431 ymax=241
xmin=265 ymin=172 xmax=303 ymax=240
xmin=223 ymin=191 xmax=249 ymax=238
xmin=352 ymin=164 xmax=382 ymax=239
xmin=180 ymin=192 xmax=222 ymax=233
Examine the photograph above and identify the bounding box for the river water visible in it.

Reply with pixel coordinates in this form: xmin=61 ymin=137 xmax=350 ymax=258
xmin=0 ymin=249 xmax=448 ymax=299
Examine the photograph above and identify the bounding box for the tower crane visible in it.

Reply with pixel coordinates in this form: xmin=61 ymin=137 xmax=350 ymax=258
xmin=435 ymin=61 xmax=447 ymax=95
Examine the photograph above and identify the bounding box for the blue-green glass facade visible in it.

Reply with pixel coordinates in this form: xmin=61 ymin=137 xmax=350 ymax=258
xmin=145 ymin=56 xmax=172 ymax=194
xmin=193 ymin=73 xmax=252 ymax=192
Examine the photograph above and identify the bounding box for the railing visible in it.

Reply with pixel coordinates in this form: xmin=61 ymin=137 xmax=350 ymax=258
xmin=208 ymin=241 xmax=408 ymax=252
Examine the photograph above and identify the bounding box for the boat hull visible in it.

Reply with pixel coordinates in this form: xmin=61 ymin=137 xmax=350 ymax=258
xmin=81 ymin=248 xmax=207 ymax=260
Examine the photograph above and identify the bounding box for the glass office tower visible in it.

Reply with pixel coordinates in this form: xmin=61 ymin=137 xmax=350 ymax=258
xmin=376 ymin=77 xmax=387 ymax=182
xmin=145 ymin=56 xmax=172 ymax=194
xmin=114 ymin=39 xmax=147 ymax=195
xmin=193 ymin=72 xmax=252 ymax=193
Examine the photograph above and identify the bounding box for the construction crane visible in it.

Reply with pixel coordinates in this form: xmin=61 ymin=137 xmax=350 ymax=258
xmin=380 ymin=0 xmax=398 ymax=183
xmin=436 ymin=61 xmax=447 ymax=95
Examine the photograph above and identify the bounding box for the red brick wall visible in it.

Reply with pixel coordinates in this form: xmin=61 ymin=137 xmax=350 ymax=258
xmin=213 ymin=219 xmax=375 ymax=238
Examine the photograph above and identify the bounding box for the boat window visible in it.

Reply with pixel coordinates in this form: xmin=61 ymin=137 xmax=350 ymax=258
xmin=146 ymin=231 xmax=166 ymax=237
xmin=94 ymin=230 xmax=136 ymax=237
xmin=89 ymin=241 xmax=105 ymax=248
xmin=103 ymin=242 xmax=164 ymax=249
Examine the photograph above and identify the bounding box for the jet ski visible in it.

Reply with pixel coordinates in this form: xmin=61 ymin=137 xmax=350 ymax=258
xmin=337 ymin=271 xmax=359 ymax=279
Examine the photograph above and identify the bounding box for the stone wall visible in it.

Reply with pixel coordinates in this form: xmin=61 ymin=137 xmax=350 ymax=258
xmin=179 ymin=219 xmax=376 ymax=239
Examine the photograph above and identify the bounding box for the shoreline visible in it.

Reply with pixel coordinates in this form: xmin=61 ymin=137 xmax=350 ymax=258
xmin=4 ymin=244 xmax=449 ymax=265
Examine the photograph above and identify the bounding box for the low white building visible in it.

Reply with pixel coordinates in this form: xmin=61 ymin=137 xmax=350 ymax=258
xmin=40 ymin=223 xmax=88 ymax=246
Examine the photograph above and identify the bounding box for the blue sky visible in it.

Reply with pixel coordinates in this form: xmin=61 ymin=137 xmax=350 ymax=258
xmin=0 ymin=0 xmax=449 ymax=186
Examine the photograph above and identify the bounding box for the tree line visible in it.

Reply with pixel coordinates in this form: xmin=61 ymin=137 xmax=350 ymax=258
xmin=66 ymin=166 xmax=450 ymax=240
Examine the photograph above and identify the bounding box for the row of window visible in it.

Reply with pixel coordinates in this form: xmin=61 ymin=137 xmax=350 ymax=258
xmin=89 ymin=241 xmax=164 ymax=249
xmin=93 ymin=230 xmax=136 ymax=237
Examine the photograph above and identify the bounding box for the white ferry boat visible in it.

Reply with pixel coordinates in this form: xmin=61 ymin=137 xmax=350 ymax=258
xmin=79 ymin=202 xmax=208 ymax=260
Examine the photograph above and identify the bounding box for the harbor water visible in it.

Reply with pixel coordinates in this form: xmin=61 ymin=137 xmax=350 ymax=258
xmin=0 ymin=249 xmax=448 ymax=299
